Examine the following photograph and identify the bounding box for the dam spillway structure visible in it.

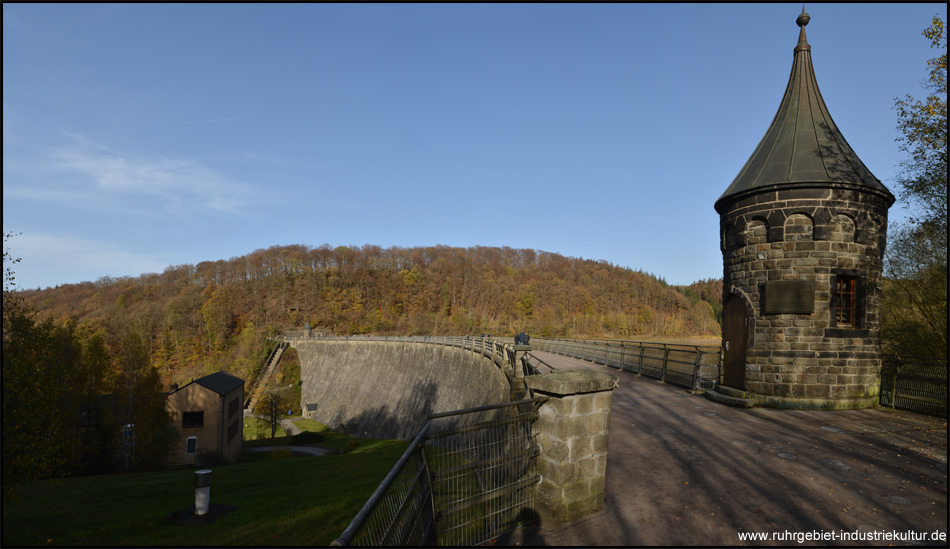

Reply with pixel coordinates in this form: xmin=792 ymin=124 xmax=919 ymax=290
xmin=713 ymin=10 xmax=895 ymax=410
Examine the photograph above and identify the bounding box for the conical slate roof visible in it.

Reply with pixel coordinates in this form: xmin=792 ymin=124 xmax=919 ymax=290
xmin=715 ymin=10 xmax=895 ymax=213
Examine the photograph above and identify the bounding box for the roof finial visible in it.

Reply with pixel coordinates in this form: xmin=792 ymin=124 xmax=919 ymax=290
xmin=795 ymin=6 xmax=811 ymax=52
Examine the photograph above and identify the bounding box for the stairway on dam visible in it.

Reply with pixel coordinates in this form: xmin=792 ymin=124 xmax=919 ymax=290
xmin=244 ymin=342 xmax=288 ymax=412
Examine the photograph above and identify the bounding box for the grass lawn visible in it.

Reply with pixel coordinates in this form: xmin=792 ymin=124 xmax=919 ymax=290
xmin=2 ymin=420 xmax=408 ymax=546
xmin=243 ymin=415 xmax=288 ymax=441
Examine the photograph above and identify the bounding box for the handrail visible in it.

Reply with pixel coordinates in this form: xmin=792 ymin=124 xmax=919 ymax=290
xmin=521 ymin=352 xmax=556 ymax=376
xmin=331 ymin=397 xmax=549 ymax=546
xmin=530 ymin=336 xmax=721 ymax=391
xmin=535 ymin=336 xmax=720 ymax=352
xmin=428 ymin=396 xmax=549 ymax=420
xmin=284 ymin=334 xmax=525 ymax=378
xmin=331 ymin=422 xmax=433 ymax=547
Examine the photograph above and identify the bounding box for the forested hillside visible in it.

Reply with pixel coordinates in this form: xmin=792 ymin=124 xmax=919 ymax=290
xmin=20 ymin=244 xmax=722 ymax=388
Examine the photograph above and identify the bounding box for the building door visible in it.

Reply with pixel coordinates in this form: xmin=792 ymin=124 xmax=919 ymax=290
xmin=722 ymin=294 xmax=748 ymax=389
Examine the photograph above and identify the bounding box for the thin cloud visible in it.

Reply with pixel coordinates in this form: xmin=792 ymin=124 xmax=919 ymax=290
xmin=8 ymin=232 xmax=170 ymax=289
xmin=50 ymin=136 xmax=254 ymax=215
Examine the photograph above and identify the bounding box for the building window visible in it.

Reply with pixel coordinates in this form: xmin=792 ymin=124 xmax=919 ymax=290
xmin=186 ymin=436 xmax=197 ymax=454
xmin=229 ymin=397 xmax=240 ymax=418
xmin=228 ymin=418 xmax=240 ymax=442
xmin=829 ymin=272 xmax=867 ymax=331
xmin=834 ymin=276 xmax=857 ymax=326
xmin=182 ymin=411 xmax=204 ymax=428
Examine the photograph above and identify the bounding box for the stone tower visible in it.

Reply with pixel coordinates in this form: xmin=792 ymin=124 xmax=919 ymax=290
xmin=713 ymin=10 xmax=895 ymax=410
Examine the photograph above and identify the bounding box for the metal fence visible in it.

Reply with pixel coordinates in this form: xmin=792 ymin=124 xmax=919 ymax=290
xmin=332 ymin=424 xmax=436 ymax=547
xmin=333 ymin=397 xmax=546 ymax=546
xmin=532 ymin=337 xmax=721 ymax=392
xmin=880 ymin=354 xmax=948 ymax=417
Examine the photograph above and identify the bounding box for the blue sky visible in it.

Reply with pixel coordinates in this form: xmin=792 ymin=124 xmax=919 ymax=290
xmin=3 ymin=3 xmax=943 ymax=290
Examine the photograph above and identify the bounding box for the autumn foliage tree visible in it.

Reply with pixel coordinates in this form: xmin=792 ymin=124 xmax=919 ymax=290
xmin=3 ymin=233 xmax=70 ymax=500
xmin=256 ymin=388 xmax=292 ymax=439
xmin=883 ymin=15 xmax=948 ymax=357
xmin=3 ymin=234 xmax=178 ymax=500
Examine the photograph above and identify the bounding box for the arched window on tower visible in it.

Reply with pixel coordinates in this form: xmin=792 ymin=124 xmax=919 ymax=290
xmin=830 ymin=214 xmax=855 ymax=243
xmin=785 ymin=213 xmax=814 ymax=241
xmin=745 ymin=219 xmax=767 ymax=246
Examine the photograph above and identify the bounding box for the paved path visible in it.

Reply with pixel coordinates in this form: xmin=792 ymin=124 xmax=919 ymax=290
xmin=242 ymin=414 xmax=302 ymax=436
xmin=242 ymin=417 xmax=330 ymax=456
xmin=243 ymin=445 xmax=332 ymax=457
xmin=504 ymin=351 xmax=948 ymax=546
xmin=280 ymin=418 xmax=302 ymax=436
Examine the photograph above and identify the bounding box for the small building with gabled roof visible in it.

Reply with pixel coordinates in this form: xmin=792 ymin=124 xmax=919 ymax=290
xmin=166 ymin=371 xmax=245 ymax=465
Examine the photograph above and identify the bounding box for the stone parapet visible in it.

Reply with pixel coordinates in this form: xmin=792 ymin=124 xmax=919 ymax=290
xmin=525 ymin=370 xmax=619 ymax=529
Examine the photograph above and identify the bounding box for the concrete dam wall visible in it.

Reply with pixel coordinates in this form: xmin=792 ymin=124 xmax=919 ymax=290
xmin=295 ymin=341 xmax=510 ymax=440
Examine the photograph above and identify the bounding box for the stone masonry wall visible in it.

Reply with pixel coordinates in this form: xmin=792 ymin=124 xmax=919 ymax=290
xmin=295 ymin=341 xmax=509 ymax=439
xmin=719 ymin=186 xmax=891 ymax=409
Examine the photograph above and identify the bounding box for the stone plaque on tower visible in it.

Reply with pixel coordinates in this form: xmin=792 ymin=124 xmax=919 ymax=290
xmin=762 ymin=281 xmax=815 ymax=315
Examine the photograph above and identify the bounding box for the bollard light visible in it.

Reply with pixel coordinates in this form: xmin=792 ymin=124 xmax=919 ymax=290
xmin=194 ymin=469 xmax=212 ymax=516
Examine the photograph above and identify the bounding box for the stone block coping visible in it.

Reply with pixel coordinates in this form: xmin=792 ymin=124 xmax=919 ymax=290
xmin=525 ymin=370 xmax=619 ymax=396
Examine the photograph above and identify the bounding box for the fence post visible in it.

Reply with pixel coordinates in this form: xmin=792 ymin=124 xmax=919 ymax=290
xmin=888 ymin=357 xmax=901 ymax=409
xmin=661 ymin=344 xmax=670 ymax=383
xmin=637 ymin=344 xmax=645 ymax=375
xmin=525 ymin=369 xmax=619 ymax=530
xmin=512 ymin=342 xmax=531 ymax=391
xmin=690 ymin=347 xmax=704 ymax=394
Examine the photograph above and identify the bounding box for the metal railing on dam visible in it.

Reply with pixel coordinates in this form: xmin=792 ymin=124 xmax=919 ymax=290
xmin=529 ymin=338 xmax=948 ymax=416
xmin=283 ymin=333 xmax=512 ymax=365
xmin=280 ymin=333 xmax=714 ymax=390
xmin=531 ymin=337 xmax=722 ymax=392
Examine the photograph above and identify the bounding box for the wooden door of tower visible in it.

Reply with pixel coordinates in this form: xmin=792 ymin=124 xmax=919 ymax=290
xmin=722 ymin=294 xmax=748 ymax=389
